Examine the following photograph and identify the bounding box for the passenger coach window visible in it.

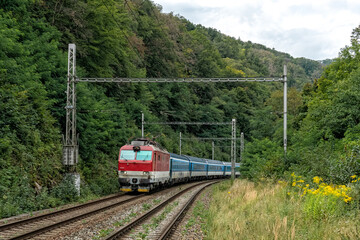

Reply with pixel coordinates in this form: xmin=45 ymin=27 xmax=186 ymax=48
xmin=136 ymin=151 xmax=152 ymax=160
xmin=120 ymin=150 xmax=135 ymax=160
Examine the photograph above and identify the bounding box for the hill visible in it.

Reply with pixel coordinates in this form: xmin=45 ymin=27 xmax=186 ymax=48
xmin=0 ymin=0 xmax=323 ymax=218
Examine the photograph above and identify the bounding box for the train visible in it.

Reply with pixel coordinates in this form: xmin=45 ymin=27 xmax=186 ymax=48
xmin=118 ymin=138 xmax=240 ymax=192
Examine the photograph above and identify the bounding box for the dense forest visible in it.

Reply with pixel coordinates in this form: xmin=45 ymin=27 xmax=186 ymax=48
xmin=2 ymin=0 xmax=358 ymax=219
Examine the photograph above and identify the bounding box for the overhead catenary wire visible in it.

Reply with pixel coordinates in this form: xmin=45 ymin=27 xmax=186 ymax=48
xmin=181 ymin=137 xmax=242 ymax=140
xmin=144 ymin=121 xmax=232 ymax=125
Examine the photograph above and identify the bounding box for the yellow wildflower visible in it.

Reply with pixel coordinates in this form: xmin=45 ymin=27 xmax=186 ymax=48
xmin=313 ymin=176 xmax=323 ymax=184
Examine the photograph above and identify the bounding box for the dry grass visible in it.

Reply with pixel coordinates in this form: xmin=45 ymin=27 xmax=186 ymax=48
xmin=205 ymin=179 xmax=360 ymax=240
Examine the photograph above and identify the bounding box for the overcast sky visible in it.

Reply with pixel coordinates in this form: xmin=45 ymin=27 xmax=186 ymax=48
xmin=153 ymin=0 xmax=360 ymax=60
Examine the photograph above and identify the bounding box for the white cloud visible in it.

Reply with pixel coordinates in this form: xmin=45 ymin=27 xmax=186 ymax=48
xmin=154 ymin=0 xmax=360 ymax=60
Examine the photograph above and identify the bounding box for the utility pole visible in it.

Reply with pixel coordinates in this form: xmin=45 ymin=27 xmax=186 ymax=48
xmin=212 ymin=141 xmax=215 ymax=160
xmin=141 ymin=112 xmax=144 ymax=138
xmin=231 ymin=119 xmax=236 ymax=180
xmin=240 ymin=132 xmax=244 ymax=162
xmin=283 ymin=65 xmax=287 ymax=158
xmin=179 ymin=132 xmax=182 ymax=155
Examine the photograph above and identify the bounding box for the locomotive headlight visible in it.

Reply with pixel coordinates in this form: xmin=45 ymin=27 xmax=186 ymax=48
xmin=121 ymin=171 xmax=127 ymax=175
xmin=143 ymin=171 xmax=149 ymax=175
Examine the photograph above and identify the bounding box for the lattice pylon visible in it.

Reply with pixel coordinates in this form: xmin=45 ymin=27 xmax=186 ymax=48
xmin=63 ymin=44 xmax=78 ymax=166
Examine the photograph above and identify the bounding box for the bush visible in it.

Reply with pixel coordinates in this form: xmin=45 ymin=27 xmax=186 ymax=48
xmin=240 ymin=138 xmax=284 ymax=180
xmin=50 ymin=175 xmax=79 ymax=204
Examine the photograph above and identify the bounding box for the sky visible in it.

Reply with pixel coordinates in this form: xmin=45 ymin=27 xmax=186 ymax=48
xmin=153 ymin=0 xmax=360 ymax=60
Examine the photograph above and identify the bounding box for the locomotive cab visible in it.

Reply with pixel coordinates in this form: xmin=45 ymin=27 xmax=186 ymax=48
xmin=118 ymin=139 xmax=170 ymax=192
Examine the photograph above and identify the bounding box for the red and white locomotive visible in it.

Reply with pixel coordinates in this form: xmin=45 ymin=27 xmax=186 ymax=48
xmin=118 ymin=138 xmax=171 ymax=192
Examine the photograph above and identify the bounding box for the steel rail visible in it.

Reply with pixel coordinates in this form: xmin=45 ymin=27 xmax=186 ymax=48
xmin=181 ymin=137 xmax=240 ymax=140
xmin=158 ymin=181 xmax=217 ymax=239
xmin=7 ymin=194 xmax=144 ymax=240
xmin=0 ymin=193 xmax=125 ymax=232
xmin=104 ymin=180 xmax=219 ymax=240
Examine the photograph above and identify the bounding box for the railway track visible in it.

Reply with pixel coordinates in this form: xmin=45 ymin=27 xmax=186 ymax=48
xmin=0 ymin=193 xmax=144 ymax=240
xmin=105 ymin=180 xmax=219 ymax=240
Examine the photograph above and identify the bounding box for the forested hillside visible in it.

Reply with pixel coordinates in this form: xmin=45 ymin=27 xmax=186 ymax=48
xmin=0 ymin=0 xmax=325 ymax=218
xmin=242 ymin=26 xmax=360 ymax=184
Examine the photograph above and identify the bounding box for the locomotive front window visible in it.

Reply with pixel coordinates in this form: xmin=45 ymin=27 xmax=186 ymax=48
xmin=120 ymin=150 xmax=135 ymax=160
xmin=136 ymin=151 xmax=152 ymax=161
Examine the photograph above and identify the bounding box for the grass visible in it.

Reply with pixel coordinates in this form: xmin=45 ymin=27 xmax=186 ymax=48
xmin=142 ymin=203 xmax=152 ymax=211
xmin=113 ymin=211 xmax=137 ymax=227
xmin=183 ymin=199 xmax=207 ymax=236
xmin=204 ymin=179 xmax=360 ymax=240
xmin=92 ymin=228 xmax=113 ymax=239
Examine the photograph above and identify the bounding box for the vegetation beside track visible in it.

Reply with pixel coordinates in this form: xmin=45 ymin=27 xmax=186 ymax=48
xmin=203 ymin=179 xmax=360 ymax=240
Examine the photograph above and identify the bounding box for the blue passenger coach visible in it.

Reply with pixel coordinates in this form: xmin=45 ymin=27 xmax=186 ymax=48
xmin=169 ymin=153 xmax=190 ymax=183
xmin=187 ymin=156 xmax=208 ymax=179
xmin=206 ymin=159 xmax=225 ymax=178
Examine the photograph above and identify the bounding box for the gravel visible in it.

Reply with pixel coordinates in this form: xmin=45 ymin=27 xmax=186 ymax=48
xmin=171 ymin=186 xmax=213 ymax=240
xmin=55 ymin=182 xmax=204 ymax=240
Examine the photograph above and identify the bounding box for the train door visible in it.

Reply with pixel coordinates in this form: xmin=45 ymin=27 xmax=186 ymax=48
xmin=169 ymin=156 xmax=173 ymax=180
xmin=153 ymin=152 xmax=157 ymax=171
xmin=189 ymin=162 xmax=192 ymax=177
xmin=157 ymin=153 xmax=161 ymax=171
xmin=205 ymin=160 xmax=209 ymax=178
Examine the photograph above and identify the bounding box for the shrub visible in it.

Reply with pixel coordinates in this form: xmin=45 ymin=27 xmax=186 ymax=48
xmin=50 ymin=175 xmax=79 ymax=204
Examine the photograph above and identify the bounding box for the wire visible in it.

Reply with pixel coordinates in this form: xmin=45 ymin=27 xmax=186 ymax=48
xmin=77 ymin=109 xmax=121 ymax=113
xmin=144 ymin=122 xmax=232 ymax=125
xmin=181 ymin=137 xmax=241 ymax=141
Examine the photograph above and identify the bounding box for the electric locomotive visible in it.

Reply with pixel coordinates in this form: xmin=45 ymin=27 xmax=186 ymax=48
xmin=118 ymin=138 xmax=170 ymax=192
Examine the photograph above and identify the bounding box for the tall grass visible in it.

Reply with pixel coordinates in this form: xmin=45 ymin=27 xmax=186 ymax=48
xmin=205 ymin=179 xmax=360 ymax=240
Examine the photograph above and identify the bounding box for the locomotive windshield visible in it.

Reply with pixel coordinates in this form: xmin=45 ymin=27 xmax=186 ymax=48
xmin=120 ymin=150 xmax=136 ymax=160
xmin=120 ymin=150 xmax=152 ymax=160
xmin=136 ymin=151 xmax=152 ymax=160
